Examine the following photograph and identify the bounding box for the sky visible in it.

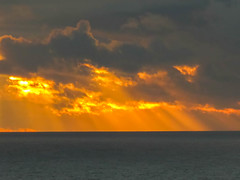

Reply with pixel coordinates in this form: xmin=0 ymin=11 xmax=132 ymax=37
xmin=0 ymin=0 xmax=240 ymax=131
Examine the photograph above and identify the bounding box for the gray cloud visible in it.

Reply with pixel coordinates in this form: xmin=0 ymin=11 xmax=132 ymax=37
xmin=0 ymin=36 xmax=50 ymax=74
xmin=0 ymin=0 xmax=210 ymax=37
xmin=0 ymin=20 xmax=154 ymax=74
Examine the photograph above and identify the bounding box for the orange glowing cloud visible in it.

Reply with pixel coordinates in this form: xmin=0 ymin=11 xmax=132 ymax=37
xmin=174 ymin=65 xmax=199 ymax=76
xmin=55 ymin=96 xmax=184 ymax=116
xmin=8 ymin=75 xmax=57 ymax=103
xmin=138 ymin=71 xmax=167 ymax=81
xmin=2 ymin=62 xmax=240 ymax=131
xmin=5 ymin=64 xmax=185 ymax=117
xmin=137 ymin=71 xmax=169 ymax=88
xmin=82 ymin=63 xmax=136 ymax=87
xmin=5 ymin=64 xmax=136 ymax=116
xmin=193 ymin=104 xmax=240 ymax=115
xmin=173 ymin=65 xmax=199 ymax=82
xmin=0 ymin=54 xmax=4 ymax=61
xmin=0 ymin=35 xmax=29 ymax=43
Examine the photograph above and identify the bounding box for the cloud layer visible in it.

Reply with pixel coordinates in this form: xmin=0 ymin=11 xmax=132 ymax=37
xmin=0 ymin=0 xmax=240 ymax=131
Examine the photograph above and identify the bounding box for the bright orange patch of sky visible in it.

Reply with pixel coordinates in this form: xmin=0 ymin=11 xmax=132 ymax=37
xmin=193 ymin=104 xmax=240 ymax=115
xmin=0 ymin=54 xmax=4 ymax=61
xmin=173 ymin=65 xmax=199 ymax=82
xmin=173 ymin=65 xmax=199 ymax=76
xmin=0 ymin=63 xmax=240 ymax=131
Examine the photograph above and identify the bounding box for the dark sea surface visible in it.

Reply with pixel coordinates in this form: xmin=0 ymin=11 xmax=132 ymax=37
xmin=1 ymin=132 xmax=240 ymax=180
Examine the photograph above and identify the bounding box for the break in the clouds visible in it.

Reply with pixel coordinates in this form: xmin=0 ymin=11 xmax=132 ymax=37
xmin=0 ymin=0 xmax=240 ymax=131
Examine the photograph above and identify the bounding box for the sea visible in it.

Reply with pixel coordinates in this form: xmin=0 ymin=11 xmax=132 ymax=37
xmin=1 ymin=132 xmax=240 ymax=180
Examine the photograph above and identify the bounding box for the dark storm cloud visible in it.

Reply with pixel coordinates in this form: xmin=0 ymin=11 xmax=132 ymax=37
xmin=0 ymin=20 xmax=153 ymax=74
xmin=0 ymin=36 xmax=50 ymax=73
xmin=0 ymin=19 xmax=197 ymax=75
xmin=0 ymin=0 xmax=237 ymax=40
xmin=47 ymin=20 xmax=154 ymax=72
xmin=215 ymin=0 xmax=237 ymax=7
xmin=0 ymin=0 xmax=210 ymax=37
xmin=48 ymin=21 xmax=98 ymax=59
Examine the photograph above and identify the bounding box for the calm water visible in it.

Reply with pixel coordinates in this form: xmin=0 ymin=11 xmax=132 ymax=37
xmin=1 ymin=132 xmax=240 ymax=179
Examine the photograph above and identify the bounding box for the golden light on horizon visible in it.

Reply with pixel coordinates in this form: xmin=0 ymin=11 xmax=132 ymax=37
xmin=1 ymin=63 xmax=240 ymax=131
xmin=0 ymin=128 xmax=36 ymax=132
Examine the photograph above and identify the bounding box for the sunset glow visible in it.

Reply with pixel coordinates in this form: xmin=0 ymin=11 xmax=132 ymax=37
xmin=1 ymin=2 xmax=240 ymax=180
xmin=0 ymin=54 xmax=4 ymax=61
xmin=0 ymin=128 xmax=36 ymax=132
xmin=8 ymin=76 xmax=55 ymax=97
xmin=173 ymin=65 xmax=199 ymax=76
xmin=193 ymin=104 xmax=240 ymax=115
xmin=173 ymin=65 xmax=199 ymax=82
xmin=0 ymin=2 xmax=239 ymax=132
xmin=1 ymin=61 xmax=238 ymax=131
